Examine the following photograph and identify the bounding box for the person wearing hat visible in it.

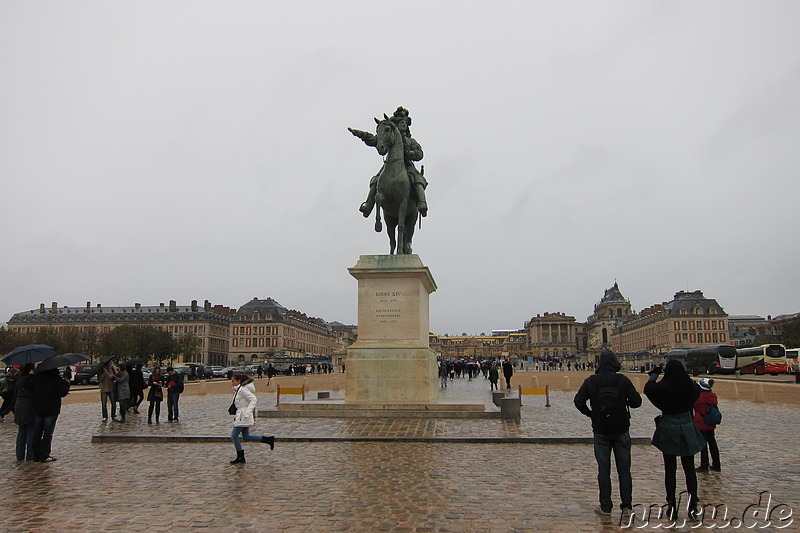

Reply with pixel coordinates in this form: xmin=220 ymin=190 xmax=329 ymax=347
xmin=693 ymin=378 xmax=721 ymax=472
xmin=350 ymin=106 xmax=429 ymax=218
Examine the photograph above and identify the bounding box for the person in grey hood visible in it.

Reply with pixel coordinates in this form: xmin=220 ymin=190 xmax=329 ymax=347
xmin=574 ymin=350 xmax=642 ymax=516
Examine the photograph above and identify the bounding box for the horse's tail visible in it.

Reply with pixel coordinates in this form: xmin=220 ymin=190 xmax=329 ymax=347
xmin=374 ymin=205 xmax=382 ymax=232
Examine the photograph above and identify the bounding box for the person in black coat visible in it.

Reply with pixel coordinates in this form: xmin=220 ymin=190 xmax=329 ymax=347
xmin=501 ymin=358 xmax=514 ymax=390
xmin=644 ymin=359 xmax=705 ymax=521
xmin=28 ymin=367 xmax=70 ymax=462
xmin=574 ymin=350 xmax=642 ymax=515
xmin=128 ymin=364 xmax=146 ymax=414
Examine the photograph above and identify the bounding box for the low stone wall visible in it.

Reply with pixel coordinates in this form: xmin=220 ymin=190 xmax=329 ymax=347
xmin=61 ymin=371 xmax=800 ymax=405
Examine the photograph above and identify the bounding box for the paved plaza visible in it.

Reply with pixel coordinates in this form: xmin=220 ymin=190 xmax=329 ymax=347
xmin=1 ymin=374 xmax=798 ymax=532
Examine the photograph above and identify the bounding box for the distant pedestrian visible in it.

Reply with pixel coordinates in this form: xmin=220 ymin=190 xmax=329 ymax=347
xmin=438 ymin=362 xmax=448 ymax=388
xmin=13 ymin=364 xmax=36 ymax=461
xmin=502 ymin=358 xmax=514 ymax=389
xmin=165 ymin=367 xmax=184 ymax=422
xmin=693 ymin=378 xmax=721 ymax=472
xmin=229 ymin=372 xmax=274 ymax=464
xmin=97 ymin=360 xmax=118 ymax=421
xmin=147 ymin=366 xmax=164 ymax=424
xmin=488 ymin=364 xmax=499 ymax=391
xmin=644 ymin=360 xmax=706 ymax=522
xmin=115 ymin=365 xmax=130 ymax=422
xmin=29 ymin=366 xmax=70 ymax=462
xmin=574 ymin=350 xmax=642 ymax=516
xmin=0 ymin=367 xmax=20 ymax=420
xmin=129 ymin=364 xmax=145 ymax=414
xmin=257 ymin=365 xmax=264 ymax=379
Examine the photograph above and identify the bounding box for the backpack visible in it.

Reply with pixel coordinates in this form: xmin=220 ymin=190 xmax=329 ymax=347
xmin=703 ymin=404 xmax=722 ymax=426
xmin=593 ymin=374 xmax=629 ymax=433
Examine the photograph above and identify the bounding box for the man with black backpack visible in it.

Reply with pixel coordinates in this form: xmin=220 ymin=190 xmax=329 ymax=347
xmin=574 ymin=350 xmax=642 ymax=517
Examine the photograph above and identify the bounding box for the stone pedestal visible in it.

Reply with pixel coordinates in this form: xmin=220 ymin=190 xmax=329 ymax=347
xmin=345 ymin=254 xmax=439 ymax=404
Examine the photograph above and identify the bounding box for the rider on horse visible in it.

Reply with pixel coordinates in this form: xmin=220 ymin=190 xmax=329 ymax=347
xmin=349 ymin=106 xmax=429 ymax=218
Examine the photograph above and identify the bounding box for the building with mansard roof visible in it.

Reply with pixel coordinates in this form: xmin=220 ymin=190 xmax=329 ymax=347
xmin=613 ymin=290 xmax=730 ymax=354
xmin=7 ymin=300 xmax=234 ymax=366
xmin=228 ymin=297 xmax=336 ymax=366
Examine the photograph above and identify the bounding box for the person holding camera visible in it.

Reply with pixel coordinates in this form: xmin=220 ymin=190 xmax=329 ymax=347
xmin=228 ymin=372 xmax=274 ymax=465
xmin=644 ymin=360 xmax=706 ymax=521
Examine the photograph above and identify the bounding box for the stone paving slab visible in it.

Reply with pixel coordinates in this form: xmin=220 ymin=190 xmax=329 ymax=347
xmin=0 ymin=375 xmax=798 ymax=532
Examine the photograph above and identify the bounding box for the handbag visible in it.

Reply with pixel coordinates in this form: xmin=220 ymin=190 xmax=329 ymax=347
xmin=228 ymin=386 xmax=239 ymax=415
xmin=152 ymin=384 xmax=163 ymax=401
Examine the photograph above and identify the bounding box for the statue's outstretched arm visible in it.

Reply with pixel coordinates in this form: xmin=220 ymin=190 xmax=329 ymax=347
xmin=348 ymin=127 xmax=377 ymax=147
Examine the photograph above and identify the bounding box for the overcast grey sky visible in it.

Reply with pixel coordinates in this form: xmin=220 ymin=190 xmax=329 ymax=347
xmin=2 ymin=1 xmax=799 ymax=336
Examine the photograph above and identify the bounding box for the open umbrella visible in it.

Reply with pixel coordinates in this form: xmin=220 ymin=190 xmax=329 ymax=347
xmin=89 ymin=354 xmax=117 ymax=377
xmin=125 ymin=358 xmax=145 ymax=367
xmin=36 ymin=353 xmax=89 ymax=373
xmin=2 ymin=344 xmax=58 ymax=366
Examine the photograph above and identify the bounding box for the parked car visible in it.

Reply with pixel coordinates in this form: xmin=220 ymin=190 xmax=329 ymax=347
xmin=205 ymin=366 xmax=223 ymax=379
xmin=72 ymin=364 xmax=98 ymax=385
xmin=221 ymin=366 xmax=246 ymax=379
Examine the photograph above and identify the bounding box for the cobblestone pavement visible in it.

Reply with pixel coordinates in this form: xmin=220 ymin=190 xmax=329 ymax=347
xmin=1 ymin=375 xmax=798 ymax=532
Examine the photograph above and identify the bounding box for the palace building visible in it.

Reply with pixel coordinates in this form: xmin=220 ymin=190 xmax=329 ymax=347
xmin=7 ymin=300 xmax=234 ymax=366
xmin=613 ymin=290 xmax=730 ymax=354
xmin=228 ymin=297 xmax=337 ymax=366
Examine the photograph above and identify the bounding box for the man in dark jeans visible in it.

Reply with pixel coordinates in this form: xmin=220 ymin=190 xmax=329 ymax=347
xmin=574 ymin=350 xmax=642 ymax=517
xmin=165 ymin=367 xmax=184 ymax=422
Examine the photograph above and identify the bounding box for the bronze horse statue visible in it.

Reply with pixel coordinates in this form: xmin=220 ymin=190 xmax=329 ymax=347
xmin=372 ymin=116 xmax=418 ymax=254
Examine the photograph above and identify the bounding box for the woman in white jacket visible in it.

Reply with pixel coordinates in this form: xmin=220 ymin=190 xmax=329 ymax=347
xmin=229 ymin=373 xmax=274 ymax=464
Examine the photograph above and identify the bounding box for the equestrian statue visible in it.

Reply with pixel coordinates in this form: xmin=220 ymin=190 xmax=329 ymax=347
xmin=348 ymin=106 xmax=429 ymax=255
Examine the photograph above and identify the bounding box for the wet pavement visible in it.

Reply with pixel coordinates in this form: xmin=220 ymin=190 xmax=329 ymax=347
xmin=1 ymin=374 xmax=798 ymax=532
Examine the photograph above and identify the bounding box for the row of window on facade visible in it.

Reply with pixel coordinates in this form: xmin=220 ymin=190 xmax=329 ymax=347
xmin=676 ymin=320 xmax=725 ymax=331
xmin=233 ymin=326 xmax=278 ymax=336
xmin=539 ymin=334 xmax=570 ymax=343
xmin=232 ymin=337 xmax=279 ymax=348
xmin=675 ymin=333 xmax=726 ymax=344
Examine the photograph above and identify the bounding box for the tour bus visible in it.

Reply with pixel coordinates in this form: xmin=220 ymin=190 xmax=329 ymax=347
xmin=736 ymin=344 xmax=787 ymax=375
xmin=664 ymin=344 xmax=738 ymax=376
xmin=786 ymin=348 xmax=799 ymax=373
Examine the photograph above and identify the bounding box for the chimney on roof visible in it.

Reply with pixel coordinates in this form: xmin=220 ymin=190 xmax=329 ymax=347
xmin=96 ymin=303 xmax=101 ymax=308
xmin=86 ymin=302 xmax=91 ymax=312
xmin=159 ymin=303 xmax=165 ymax=308
xmin=204 ymin=300 xmax=211 ymax=311
xmin=135 ymin=303 xmax=141 ymax=309
xmin=191 ymin=300 xmax=198 ymax=312
xmin=169 ymin=300 xmax=177 ymax=312
xmin=39 ymin=303 xmax=45 ymax=313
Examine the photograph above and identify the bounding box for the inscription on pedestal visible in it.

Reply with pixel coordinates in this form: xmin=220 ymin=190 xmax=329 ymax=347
xmin=375 ymin=290 xmax=402 ymax=324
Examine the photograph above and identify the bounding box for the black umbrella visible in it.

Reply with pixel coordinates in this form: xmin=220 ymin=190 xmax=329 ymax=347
xmin=89 ymin=354 xmax=117 ymax=377
xmin=125 ymin=358 xmax=145 ymax=367
xmin=2 ymin=344 xmax=58 ymax=366
xmin=36 ymin=353 xmax=89 ymax=373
